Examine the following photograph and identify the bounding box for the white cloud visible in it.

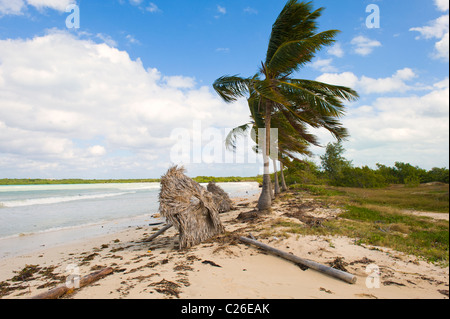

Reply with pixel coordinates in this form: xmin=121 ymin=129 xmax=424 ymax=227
xmin=129 ymin=0 xmax=143 ymax=5
xmin=434 ymin=77 xmax=450 ymax=89
xmin=342 ymin=78 xmax=449 ymax=168
xmin=0 ymin=0 xmax=161 ymax=16
xmin=125 ymin=0 xmax=160 ymax=13
xmin=434 ymin=31 xmax=449 ymax=59
xmin=435 ymin=0 xmax=449 ymax=12
xmin=0 ymin=31 xmax=249 ymax=178
xmin=315 ymin=71 xmax=359 ymax=89
xmin=410 ymin=14 xmax=449 ymax=60
xmin=351 ymin=35 xmax=382 ymax=56
xmin=359 ymin=68 xmax=417 ymax=94
xmin=146 ymin=2 xmax=160 ymax=13
xmin=0 ymin=0 xmax=74 ymax=15
xmin=410 ymin=15 xmax=449 ymax=39
xmin=94 ymin=33 xmax=118 ymax=47
xmin=316 ymin=68 xmax=421 ymax=94
xmin=327 ymin=43 xmax=344 ymax=58
xmin=26 ymin=0 xmax=74 ymax=11
xmin=163 ymin=75 xmax=196 ymax=89
xmin=310 ymin=58 xmax=338 ymax=72
xmin=310 ymin=78 xmax=449 ymax=169
xmin=88 ymin=145 xmax=107 ymax=157
xmin=0 ymin=0 xmax=25 ymax=15
xmin=244 ymin=7 xmax=258 ymax=15
xmin=217 ymin=5 xmax=226 ymax=15
xmin=125 ymin=34 xmax=140 ymax=45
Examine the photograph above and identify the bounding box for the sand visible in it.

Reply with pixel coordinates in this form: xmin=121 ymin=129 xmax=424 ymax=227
xmin=0 ymin=193 xmax=448 ymax=300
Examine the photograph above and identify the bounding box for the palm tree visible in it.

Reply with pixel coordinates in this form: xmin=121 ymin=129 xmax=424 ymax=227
xmin=225 ymin=96 xmax=318 ymax=196
xmin=214 ymin=0 xmax=358 ymax=211
xmin=279 ymin=159 xmax=288 ymax=192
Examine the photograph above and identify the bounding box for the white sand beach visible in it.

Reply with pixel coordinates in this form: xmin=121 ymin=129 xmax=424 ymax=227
xmin=0 ymin=193 xmax=448 ymax=300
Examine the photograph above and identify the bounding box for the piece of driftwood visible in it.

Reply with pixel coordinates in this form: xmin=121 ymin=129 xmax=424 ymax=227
xmin=207 ymin=181 xmax=234 ymax=213
xmin=159 ymin=166 xmax=225 ymax=249
xmin=142 ymin=224 xmax=173 ymax=243
xmin=30 ymin=267 xmax=113 ymax=299
xmin=239 ymin=236 xmax=357 ymax=284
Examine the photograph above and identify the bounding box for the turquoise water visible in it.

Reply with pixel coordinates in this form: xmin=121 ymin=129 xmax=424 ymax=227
xmin=0 ymin=182 xmax=259 ymax=258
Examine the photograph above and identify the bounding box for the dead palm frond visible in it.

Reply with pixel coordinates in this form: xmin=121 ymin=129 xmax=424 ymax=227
xmin=159 ymin=166 xmax=225 ymax=249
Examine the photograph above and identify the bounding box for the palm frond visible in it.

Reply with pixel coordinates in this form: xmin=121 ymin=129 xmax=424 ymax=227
xmin=248 ymin=93 xmax=265 ymax=128
xmin=224 ymin=123 xmax=252 ymax=152
xmin=267 ymin=30 xmax=340 ymax=77
xmin=288 ymin=79 xmax=359 ymax=102
xmin=213 ymin=75 xmax=251 ymax=103
xmin=252 ymin=80 xmax=291 ymax=107
xmin=278 ymin=80 xmax=347 ymax=118
xmin=266 ymin=1 xmax=322 ymax=63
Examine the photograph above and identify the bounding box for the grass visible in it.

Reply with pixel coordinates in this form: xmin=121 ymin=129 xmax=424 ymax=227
xmin=331 ymin=183 xmax=449 ymax=213
xmin=341 ymin=205 xmax=448 ymax=263
xmin=289 ymin=184 xmax=346 ymax=197
xmin=274 ymin=183 xmax=449 ymax=265
xmin=291 ymin=183 xmax=449 ymax=213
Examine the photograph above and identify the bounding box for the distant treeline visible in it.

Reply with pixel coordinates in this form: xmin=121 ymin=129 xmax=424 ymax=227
xmin=0 ymin=176 xmax=261 ymax=186
xmin=282 ymin=142 xmax=449 ymax=188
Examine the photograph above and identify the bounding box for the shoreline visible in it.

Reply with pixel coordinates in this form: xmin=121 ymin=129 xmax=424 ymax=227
xmin=0 ymin=192 xmax=448 ymax=299
xmin=0 ymin=182 xmax=260 ymax=259
xmin=0 ymin=213 xmax=162 ymax=260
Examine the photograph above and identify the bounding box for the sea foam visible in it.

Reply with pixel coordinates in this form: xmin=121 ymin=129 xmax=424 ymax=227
xmin=0 ymin=191 xmax=135 ymax=208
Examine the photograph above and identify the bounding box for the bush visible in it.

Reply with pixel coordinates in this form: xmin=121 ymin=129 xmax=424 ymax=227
xmin=337 ymin=166 xmax=388 ymax=188
xmin=404 ymin=175 xmax=421 ymax=188
xmin=284 ymin=159 xmax=323 ymax=185
xmin=271 ymin=142 xmax=449 ymax=189
xmin=425 ymin=167 xmax=449 ymax=184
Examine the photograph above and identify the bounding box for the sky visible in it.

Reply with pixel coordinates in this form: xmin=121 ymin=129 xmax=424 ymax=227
xmin=0 ymin=0 xmax=448 ymax=179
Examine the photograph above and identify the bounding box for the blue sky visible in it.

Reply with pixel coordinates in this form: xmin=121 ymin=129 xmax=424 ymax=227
xmin=0 ymin=0 xmax=448 ymax=178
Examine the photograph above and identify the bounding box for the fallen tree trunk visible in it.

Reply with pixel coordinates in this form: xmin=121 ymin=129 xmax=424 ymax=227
xmin=30 ymin=283 xmax=69 ymax=300
xmin=142 ymin=224 xmax=173 ymax=243
xmin=30 ymin=267 xmax=113 ymax=299
xmin=239 ymin=236 xmax=357 ymax=284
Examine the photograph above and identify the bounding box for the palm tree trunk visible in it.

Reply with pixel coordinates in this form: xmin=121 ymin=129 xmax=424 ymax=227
xmin=280 ymin=162 xmax=288 ymax=191
xmin=257 ymin=100 xmax=272 ymax=211
xmin=270 ymin=171 xmax=275 ymax=200
xmin=258 ymin=151 xmax=272 ymax=211
xmin=273 ymin=159 xmax=280 ymax=196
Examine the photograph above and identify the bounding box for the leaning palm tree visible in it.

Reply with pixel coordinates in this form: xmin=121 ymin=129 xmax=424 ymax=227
xmin=214 ymin=0 xmax=358 ymax=211
xmin=225 ymin=96 xmax=318 ymax=196
xmin=279 ymin=156 xmax=289 ymax=192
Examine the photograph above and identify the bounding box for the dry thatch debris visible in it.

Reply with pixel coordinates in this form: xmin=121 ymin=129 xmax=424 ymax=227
xmin=207 ymin=181 xmax=234 ymax=213
xmin=159 ymin=166 xmax=225 ymax=249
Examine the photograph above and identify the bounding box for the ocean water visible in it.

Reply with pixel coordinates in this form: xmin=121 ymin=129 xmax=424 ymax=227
xmin=0 ymin=182 xmax=259 ymax=258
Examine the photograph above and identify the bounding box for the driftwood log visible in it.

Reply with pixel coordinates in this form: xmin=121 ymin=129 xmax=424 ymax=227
xmin=207 ymin=181 xmax=234 ymax=213
xmin=142 ymin=224 xmax=173 ymax=243
xmin=30 ymin=267 xmax=113 ymax=299
xmin=159 ymin=166 xmax=225 ymax=249
xmin=239 ymin=236 xmax=357 ymax=284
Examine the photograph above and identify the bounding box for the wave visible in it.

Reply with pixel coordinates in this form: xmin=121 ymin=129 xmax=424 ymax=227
xmin=117 ymin=184 xmax=161 ymax=191
xmin=0 ymin=182 xmax=161 ymax=193
xmin=0 ymin=213 xmax=157 ymax=242
xmin=0 ymin=191 xmax=136 ymax=208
